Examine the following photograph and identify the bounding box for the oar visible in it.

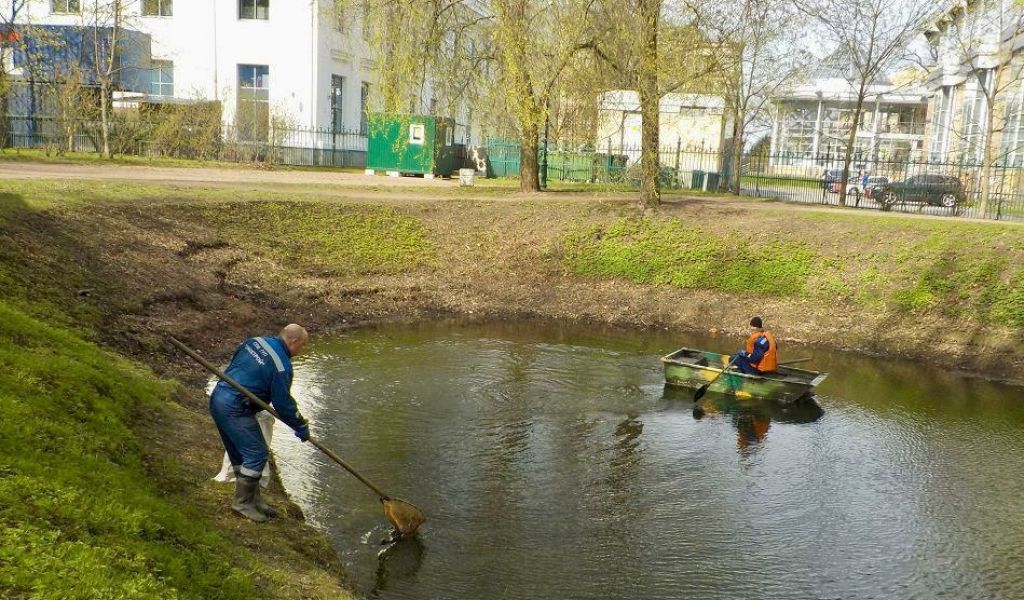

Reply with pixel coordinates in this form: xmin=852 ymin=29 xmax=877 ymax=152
xmin=169 ymin=336 xmax=426 ymax=537
xmin=694 ymin=354 xmax=740 ymax=402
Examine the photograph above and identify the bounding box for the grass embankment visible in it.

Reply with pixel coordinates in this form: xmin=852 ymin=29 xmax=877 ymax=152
xmin=0 ymin=306 xmax=249 ymax=597
xmin=0 ymin=191 xmax=365 ymax=599
xmin=562 ymin=214 xmax=1024 ymax=328
xmin=4 ymin=176 xmax=1024 ymax=379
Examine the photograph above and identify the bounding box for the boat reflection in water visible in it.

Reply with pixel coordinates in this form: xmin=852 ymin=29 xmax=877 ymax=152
xmin=664 ymin=385 xmax=824 ymax=456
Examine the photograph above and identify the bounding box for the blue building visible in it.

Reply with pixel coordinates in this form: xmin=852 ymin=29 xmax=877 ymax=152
xmin=5 ymin=24 xmax=151 ymax=144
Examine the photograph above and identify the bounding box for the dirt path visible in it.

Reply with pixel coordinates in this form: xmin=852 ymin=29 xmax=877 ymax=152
xmin=0 ymin=159 xmax=454 ymax=188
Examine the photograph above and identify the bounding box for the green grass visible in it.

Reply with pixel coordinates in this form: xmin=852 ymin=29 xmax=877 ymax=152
xmin=201 ymin=201 xmax=435 ymax=275
xmin=560 ymin=211 xmax=1024 ymax=327
xmin=562 ymin=217 xmax=817 ymax=297
xmin=0 ymin=302 xmax=259 ymax=599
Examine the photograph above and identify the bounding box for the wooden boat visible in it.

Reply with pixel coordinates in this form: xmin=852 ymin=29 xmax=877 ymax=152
xmin=661 ymin=347 xmax=827 ymax=403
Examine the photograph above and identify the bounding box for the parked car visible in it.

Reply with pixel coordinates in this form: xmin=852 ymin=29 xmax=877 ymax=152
xmin=829 ymin=175 xmax=887 ymax=196
xmin=874 ymin=174 xmax=965 ymax=208
xmin=862 ymin=176 xmax=890 ymax=198
xmin=820 ymin=169 xmax=842 ymax=190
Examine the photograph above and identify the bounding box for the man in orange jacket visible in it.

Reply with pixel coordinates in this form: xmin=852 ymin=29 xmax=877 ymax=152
xmin=733 ymin=317 xmax=778 ymax=375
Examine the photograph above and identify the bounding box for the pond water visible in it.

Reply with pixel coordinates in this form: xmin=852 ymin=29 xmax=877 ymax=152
xmin=271 ymin=320 xmax=1024 ymax=599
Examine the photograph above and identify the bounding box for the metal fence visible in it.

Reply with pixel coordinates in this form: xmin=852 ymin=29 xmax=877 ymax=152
xmin=487 ymin=138 xmax=726 ymax=189
xmin=3 ymin=116 xmax=369 ymax=168
xmin=515 ymin=141 xmax=1024 ymax=222
xmin=6 ymin=117 xmax=1024 ymax=221
xmin=744 ymin=152 xmax=1024 ymax=222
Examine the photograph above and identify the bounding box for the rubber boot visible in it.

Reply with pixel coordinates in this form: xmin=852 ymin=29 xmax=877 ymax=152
xmin=253 ymin=484 xmax=278 ymax=519
xmin=232 ymin=475 xmax=268 ymax=523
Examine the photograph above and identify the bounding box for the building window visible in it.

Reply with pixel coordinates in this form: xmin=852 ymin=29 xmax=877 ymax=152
xmin=237 ymin=64 xmax=270 ymax=140
xmin=331 ymin=75 xmax=345 ymax=133
xmin=142 ymin=0 xmax=172 ymax=17
xmin=149 ymin=60 xmax=174 ymax=97
xmin=239 ymin=0 xmax=269 ymax=20
xmin=929 ymin=86 xmax=954 ymax=163
xmin=51 ymin=0 xmax=80 ymax=14
xmin=962 ymin=70 xmax=993 ymax=163
xmin=1000 ymin=81 xmax=1024 ymax=167
xmin=409 ymin=123 xmax=425 ymax=145
xmin=360 ymin=82 xmax=369 ymax=135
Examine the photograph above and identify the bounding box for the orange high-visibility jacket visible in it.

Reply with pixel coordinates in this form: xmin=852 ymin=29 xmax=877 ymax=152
xmin=745 ymin=329 xmax=778 ymax=372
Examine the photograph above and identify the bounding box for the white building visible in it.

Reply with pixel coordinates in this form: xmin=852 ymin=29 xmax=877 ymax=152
xmin=6 ymin=0 xmax=393 ymax=135
xmin=596 ymin=90 xmax=732 ymax=165
xmin=769 ymin=75 xmax=929 ymax=168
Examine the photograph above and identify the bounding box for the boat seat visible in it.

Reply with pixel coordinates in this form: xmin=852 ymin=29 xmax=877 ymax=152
xmin=694 ymin=357 xmax=709 ymax=367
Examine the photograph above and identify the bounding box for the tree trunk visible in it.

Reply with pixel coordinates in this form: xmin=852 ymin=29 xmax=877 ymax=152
xmin=0 ymin=68 xmax=8 ymax=151
xmin=979 ymin=140 xmax=992 ymax=217
xmin=970 ymin=94 xmax=995 ymax=218
xmin=838 ymin=93 xmax=866 ymax=207
xmin=520 ymin=124 xmax=541 ymax=192
xmin=100 ymin=83 xmax=111 ymax=157
xmin=636 ymin=0 xmax=660 ymax=208
xmin=731 ymin=118 xmax=745 ymax=195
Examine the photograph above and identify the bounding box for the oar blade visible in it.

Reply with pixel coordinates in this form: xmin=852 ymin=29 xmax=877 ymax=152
xmin=383 ymin=498 xmax=426 ymax=536
xmin=693 ymin=384 xmax=709 ymax=402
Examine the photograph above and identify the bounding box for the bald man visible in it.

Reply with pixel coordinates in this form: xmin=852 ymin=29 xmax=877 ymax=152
xmin=209 ymin=324 xmax=311 ymax=522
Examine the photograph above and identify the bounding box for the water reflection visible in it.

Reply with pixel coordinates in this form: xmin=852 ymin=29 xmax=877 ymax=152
xmin=666 ymin=385 xmax=824 ymax=457
xmin=373 ymin=536 xmax=426 ymax=597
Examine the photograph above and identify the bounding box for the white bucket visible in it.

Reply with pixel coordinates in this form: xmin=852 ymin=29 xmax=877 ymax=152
xmin=459 ymin=168 xmax=476 ymax=186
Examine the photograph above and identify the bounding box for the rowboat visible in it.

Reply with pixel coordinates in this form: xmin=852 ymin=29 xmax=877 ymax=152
xmin=661 ymin=347 xmax=827 ymax=403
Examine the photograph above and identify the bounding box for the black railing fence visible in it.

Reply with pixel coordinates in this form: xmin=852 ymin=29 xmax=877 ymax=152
xmin=4 ymin=116 xmax=369 ymax=167
xmin=743 ymin=151 xmax=1024 ymax=222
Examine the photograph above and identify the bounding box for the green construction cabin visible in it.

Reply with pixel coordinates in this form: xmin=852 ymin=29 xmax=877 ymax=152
xmin=365 ymin=113 xmax=460 ymax=178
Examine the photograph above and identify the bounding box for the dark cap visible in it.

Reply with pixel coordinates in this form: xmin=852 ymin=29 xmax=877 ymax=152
xmin=749 ymin=316 xmax=763 ymax=328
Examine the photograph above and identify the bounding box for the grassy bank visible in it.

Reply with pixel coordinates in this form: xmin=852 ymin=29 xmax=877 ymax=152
xmin=0 ymin=305 xmax=244 ymax=597
xmin=3 ymin=176 xmax=1024 ymax=376
xmin=562 ymin=214 xmax=1024 ymax=327
xmin=0 ymin=184 xmax=356 ymax=597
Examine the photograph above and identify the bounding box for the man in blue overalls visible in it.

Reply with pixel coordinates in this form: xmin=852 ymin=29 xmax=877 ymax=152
xmin=209 ymin=324 xmax=311 ymax=522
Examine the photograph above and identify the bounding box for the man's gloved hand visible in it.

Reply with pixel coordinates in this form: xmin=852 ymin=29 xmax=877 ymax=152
xmin=294 ymin=425 xmax=310 ymax=442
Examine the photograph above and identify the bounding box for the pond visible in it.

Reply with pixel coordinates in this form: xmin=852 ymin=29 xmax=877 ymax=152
xmin=271 ymin=320 xmax=1024 ymax=599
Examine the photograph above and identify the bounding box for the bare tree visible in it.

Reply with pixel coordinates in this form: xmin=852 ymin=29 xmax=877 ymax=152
xmin=333 ymin=0 xmax=596 ymax=192
xmin=799 ymin=0 xmax=934 ymax=206
xmin=938 ymin=0 xmax=1024 ymax=216
xmin=0 ymin=0 xmax=30 ymax=147
xmin=585 ymin=0 xmax=731 ymax=207
xmin=49 ymin=63 xmax=97 ymax=155
xmin=84 ymin=0 xmax=126 ymax=157
xmin=709 ymin=0 xmax=809 ymax=194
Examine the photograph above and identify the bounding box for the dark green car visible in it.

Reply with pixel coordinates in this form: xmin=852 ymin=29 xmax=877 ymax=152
xmin=875 ymin=174 xmax=966 ymax=208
